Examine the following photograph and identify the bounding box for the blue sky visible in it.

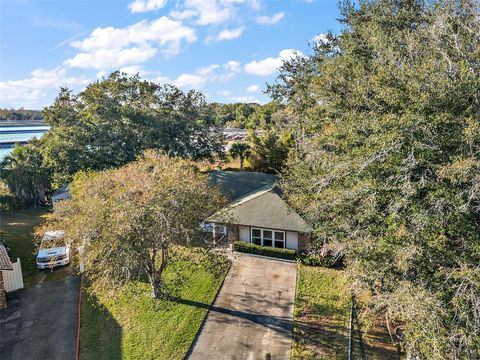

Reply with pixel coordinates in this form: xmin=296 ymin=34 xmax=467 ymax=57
xmin=0 ymin=0 xmax=342 ymax=109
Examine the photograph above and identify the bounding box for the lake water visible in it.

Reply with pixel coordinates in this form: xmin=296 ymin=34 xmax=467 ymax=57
xmin=0 ymin=125 xmax=49 ymax=160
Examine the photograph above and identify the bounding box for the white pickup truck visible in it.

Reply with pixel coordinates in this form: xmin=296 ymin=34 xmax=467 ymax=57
xmin=36 ymin=230 xmax=70 ymax=269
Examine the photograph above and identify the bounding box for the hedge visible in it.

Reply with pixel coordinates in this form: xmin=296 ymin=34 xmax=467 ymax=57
xmin=232 ymin=241 xmax=297 ymax=260
xmin=232 ymin=241 xmax=339 ymax=267
xmin=298 ymin=254 xmax=338 ymax=267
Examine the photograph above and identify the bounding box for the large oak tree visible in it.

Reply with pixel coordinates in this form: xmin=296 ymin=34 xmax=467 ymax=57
xmin=41 ymin=72 xmax=224 ymax=185
xmin=269 ymin=0 xmax=480 ymax=358
xmin=40 ymin=150 xmax=229 ymax=299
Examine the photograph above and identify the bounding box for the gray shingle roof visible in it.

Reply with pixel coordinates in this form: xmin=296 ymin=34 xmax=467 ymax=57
xmin=52 ymin=185 xmax=72 ymax=202
xmin=208 ymin=183 xmax=312 ymax=234
xmin=208 ymin=170 xmax=278 ymax=201
xmin=0 ymin=244 xmax=13 ymax=270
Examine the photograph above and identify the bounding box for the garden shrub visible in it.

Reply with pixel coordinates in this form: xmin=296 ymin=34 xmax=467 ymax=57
xmin=232 ymin=241 xmax=297 ymax=260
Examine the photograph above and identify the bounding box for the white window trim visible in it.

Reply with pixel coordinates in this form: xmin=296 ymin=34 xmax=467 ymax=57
xmin=250 ymin=227 xmax=285 ymax=249
xmin=201 ymin=222 xmax=227 ymax=235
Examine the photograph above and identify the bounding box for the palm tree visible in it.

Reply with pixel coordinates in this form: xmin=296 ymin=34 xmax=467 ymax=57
xmin=0 ymin=143 xmax=51 ymax=208
xmin=229 ymin=142 xmax=251 ymax=171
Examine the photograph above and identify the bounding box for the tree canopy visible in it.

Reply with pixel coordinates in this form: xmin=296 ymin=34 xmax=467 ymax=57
xmin=211 ymin=102 xmax=281 ymax=129
xmin=0 ymin=142 xmax=51 ymax=208
xmin=228 ymin=142 xmax=251 ymax=171
xmin=270 ymin=0 xmax=480 ymax=358
xmin=246 ymin=130 xmax=293 ymax=174
xmin=39 ymin=150 xmax=229 ymax=299
xmin=41 ymin=72 xmax=224 ymax=185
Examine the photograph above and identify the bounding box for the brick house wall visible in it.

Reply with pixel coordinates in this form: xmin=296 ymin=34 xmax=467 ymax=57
xmin=227 ymin=224 xmax=239 ymax=243
xmin=0 ymin=272 xmax=7 ymax=310
xmin=298 ymin=232 xmax=310 ymax=253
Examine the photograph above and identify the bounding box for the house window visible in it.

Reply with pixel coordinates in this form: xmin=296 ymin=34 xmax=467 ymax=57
xmin=250 ymin=228 xmax=285 ymax=249
xmin=201 ymin=222 xmax=226 ymax=235
xmin=274 ymin=231 xmax=285 ymax=248
xmin=252 ymin=228 xmax=262 ymax=245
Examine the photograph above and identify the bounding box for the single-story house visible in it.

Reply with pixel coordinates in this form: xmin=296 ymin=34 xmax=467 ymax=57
xmin=0 ymin=244 xmax=13 ymax=309
xmin=49 ymin=171 xmax=312 ymax=252
xmin=51 ymin=185 xmax=71 ymax=207
xmin=207 ymin=171 xmax=312 ymax=252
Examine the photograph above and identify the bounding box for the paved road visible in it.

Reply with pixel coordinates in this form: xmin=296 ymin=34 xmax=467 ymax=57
xmin=188 ymin=254 xmax=297 ymax=360
xmin=0 ymin=276 xmax=79 ymax=360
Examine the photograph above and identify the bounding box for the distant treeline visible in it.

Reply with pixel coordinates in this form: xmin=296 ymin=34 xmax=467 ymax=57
xmin=210 ymin=102 xmax=282 ymax=129
xmin=0 ymin=109 xmax=43 ymax=120
xmin=0 ymin=104 xmax=282 ymax=129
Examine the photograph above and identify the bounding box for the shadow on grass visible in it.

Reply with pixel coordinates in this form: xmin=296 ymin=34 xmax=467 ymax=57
xmin=294 ymin=318 xmax=349 ymax=359
xmin=80 ymin=291 xmax=122 ymax=360
xmin=175 ymin=296 xmax=294 ymax=360
xmin=171 ymin=296 xmax=293 ymax=335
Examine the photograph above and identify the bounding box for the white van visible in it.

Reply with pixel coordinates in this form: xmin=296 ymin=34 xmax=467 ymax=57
xmin=36 ymin=231 xmax=70 ymax=269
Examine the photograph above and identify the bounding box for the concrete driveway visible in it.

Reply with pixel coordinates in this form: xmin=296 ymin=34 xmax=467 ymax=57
xmin=188 ymin=253 xmax=297 ymax=360
xmin=0 ymin=276 xmax=79 ymax=360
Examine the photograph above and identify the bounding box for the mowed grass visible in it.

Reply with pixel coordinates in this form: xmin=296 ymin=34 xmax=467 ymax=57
xmin=0 ymin=208 xmax=71 ymax=287
xmin=293 ymin=265 xmax=350 ymax=360
xmin=293 ymin=265 xmax=401 ymax=360
xmin=80 ymin=247 xmax=230 ymax=360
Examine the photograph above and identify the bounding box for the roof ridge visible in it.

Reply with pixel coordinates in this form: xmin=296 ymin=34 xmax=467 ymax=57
xmin=230 ymin=184 xmax=275 ymax=206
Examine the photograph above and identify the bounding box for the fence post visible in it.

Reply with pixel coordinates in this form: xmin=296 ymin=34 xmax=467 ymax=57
xmin=348 ymin=294 xmax=355 ymax=360
xmin=16 ymin=258 xmax=24 ymax=289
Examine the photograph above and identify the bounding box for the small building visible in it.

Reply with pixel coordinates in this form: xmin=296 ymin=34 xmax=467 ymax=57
xmin=0 ymin=244 xmax=13 ymax=309
xmin=46 ymin=171 xmax=313 ymax=252
xmin=51 ymin=185 xmax=71 ymax=207
xmin=207 ymin=171 xmax=312 ymax=252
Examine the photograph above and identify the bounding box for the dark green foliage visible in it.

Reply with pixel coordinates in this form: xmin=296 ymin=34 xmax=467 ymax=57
xmin=271 ymin=0 xmax=480 ymax=358
xmin=0 ymin=143 xmax=51 ymax=208
xmin=247 ymin=130 xmax=293 ymax=173
xmin=211 ymin=102 xmax=281 ymax=129
xmin=41 ymin=72 xmax=224 ymax=184
xmin=298 ymin=254 xmax=338 ymax=268
xmin=228 ymin=142 xmax=251 ymax=171
xmin=232 ymin=241 xmax=297 ymax=260
xmin=0 ymin=109 xmax=43 ymax=120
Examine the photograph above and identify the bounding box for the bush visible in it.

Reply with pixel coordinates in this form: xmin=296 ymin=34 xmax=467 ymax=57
xmin=232 ymin=241 xmax=297 ymax=260
xmin=298 ymin=254 xmax=338 ymax=268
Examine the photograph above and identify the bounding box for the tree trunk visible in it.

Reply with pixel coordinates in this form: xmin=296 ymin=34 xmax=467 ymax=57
xmin=147 ymin=245 xmax=169 ymax=299
xmin=149 ymin=273 xmax=163 ymax=299
xmin=239 ymin=155 xmax=244 ymax=171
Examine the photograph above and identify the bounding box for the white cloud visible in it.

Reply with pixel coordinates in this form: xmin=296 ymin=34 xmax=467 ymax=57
xmin=169 ymin=9 xmax=197 ymax=20
xmin=64 ymin=16 xmax=197 ymax=70
xmin=217 ymin=90 xmax=231 ymax=96
xmin=312 ymin=33 xmax=328 ymax=44
xmin=173 ymin=64 xmax=219 ymax=88
xmin=206 ymin=26 xmax=244 ymax=42
xmin=184 ymin=0 xmax=232 ymax=25
xmin=170 ymin=0 xmax=261 ymax=26
xmin=244 ymin=49 xmax=300 ymax=76
xmin=128 ymin=0 xmax=168 ymax=13
xmin=224 ymin=60 xmax=241 ymax=73
xmin=65 ymin=45 xmax=158 ymax=70
xmin=151 ymin=74 xmax=173 ymax=84
xmin=255 ymin=12 xmax=284 ymax=25
xmin=230 ymin=95 xmax=260 ymax=103
xmin=0 ymin=67 xmax=90 ymax=108
xmin=119 ymin=65 xmax=144 ymax=75
xmin=173 ymin=73 xmax=207 ymax=88
xmin=246 ymin=84 xmax=260 ymax=93
xmin=217 ymin=72 xmax=236 ymax=81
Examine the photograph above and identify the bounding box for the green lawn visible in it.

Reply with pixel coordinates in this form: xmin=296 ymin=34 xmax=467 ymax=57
xmin=0 ymin=208 xmax=71 ymax=287
xmin=80 ymin=247 xmax=230 ymax=360
xmin=293 ymin=264 xmax=400 ymax=360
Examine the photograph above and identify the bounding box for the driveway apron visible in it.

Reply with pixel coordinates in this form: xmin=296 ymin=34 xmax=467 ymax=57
xmin=188 ymin=254 xmax=297 ymax=360
xmin=0 ymin=276 xmax=79 ymax=360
